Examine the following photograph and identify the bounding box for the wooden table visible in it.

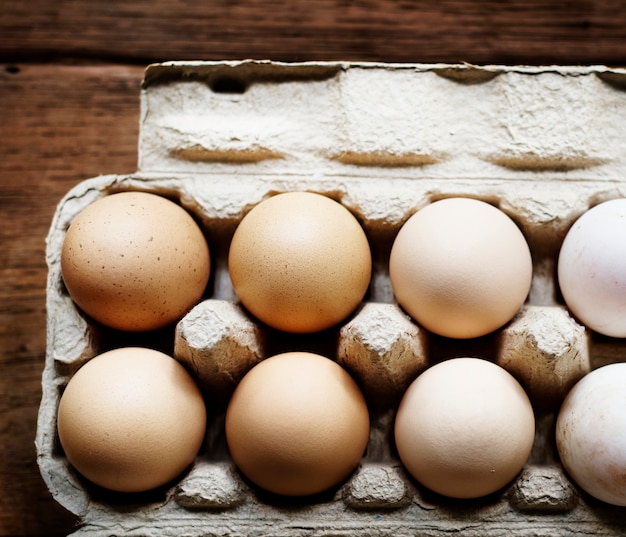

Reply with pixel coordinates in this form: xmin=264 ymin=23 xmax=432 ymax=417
xmin=1 ymin=2 xmax=625 ymax=535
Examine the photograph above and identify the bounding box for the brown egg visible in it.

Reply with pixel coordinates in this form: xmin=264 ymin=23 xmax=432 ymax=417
xmin=389 ymin=197 xmax=532 ymax=339
xmin=57 ymin=347 xmax=207 ymax=493
xmin=228 ymin=192 xmax=372 ymax=333
xmin=61 ymin=191 xmax=210 ymax=332
xmin=394 ymin=357 xmax=535 ymax=499
xmin=225 ymin=352 xmax=370 ymax=496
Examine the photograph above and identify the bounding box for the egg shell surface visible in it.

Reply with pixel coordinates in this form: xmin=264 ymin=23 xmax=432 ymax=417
xmin=225 ymin=351 xmax=370 ymax=496
xmin=556 ymin=363 xmax=626 ymax=506
xmin=228 ymin=191 xmax=372 ymax=333
xmin=394 ymin=357 xmax=535 ymax=499
xmin=56 ymin=347 xmax=207 ymax=493
xmin=61 ymin=191 xmax=211 ymax=332
xmin=389 ymin=197 xmax=532 ymax=339
xmin=557 ymin=198 xmax=626 ymax=337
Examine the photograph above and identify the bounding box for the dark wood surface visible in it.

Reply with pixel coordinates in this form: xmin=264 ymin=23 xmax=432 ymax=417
xmin=1 ymin=2 xmax=626 ymax=536
xmin=3 ymin=0 xmax=626 ymax=66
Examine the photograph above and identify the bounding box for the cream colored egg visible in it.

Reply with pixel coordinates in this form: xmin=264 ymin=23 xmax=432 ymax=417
xmin=556 ymin=363 xmax=626 ymax=506
xmin=389 ymin=197 xmax=532 ymax=339
xmin=61 ymin=191 xmax=211 ymax=332
xmin=558 ymin=198 xmax=626 ymax=337
xmin=225 ymin=352 xmax=370 ymax=496
xmin=57 ymin=347 xmax=207 ymax=493
xmin=228 ymin=192 xmax=372 ymax=334
xmin=394 ymin=357 xmax=535 ymax=499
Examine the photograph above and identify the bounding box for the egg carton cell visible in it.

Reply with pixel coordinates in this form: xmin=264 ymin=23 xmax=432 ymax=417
xmin=37 ymin=61 xmax=626 ymax=536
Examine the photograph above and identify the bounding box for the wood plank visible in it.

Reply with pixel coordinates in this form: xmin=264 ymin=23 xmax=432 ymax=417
xmin=2 ymin=0 xmax=626 ymax=66
xmin=0 ymin=63 xmax=143 ymax=536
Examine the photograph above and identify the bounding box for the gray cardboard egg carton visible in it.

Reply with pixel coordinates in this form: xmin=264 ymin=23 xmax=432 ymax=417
xmin=37 ymin=61 xmax=626 ymax=536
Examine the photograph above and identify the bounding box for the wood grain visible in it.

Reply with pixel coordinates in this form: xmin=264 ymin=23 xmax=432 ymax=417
xmin=2 ymin=0 xmax=626 ymax=66
xmin=0 ymin=63 xmax=142 ymax=536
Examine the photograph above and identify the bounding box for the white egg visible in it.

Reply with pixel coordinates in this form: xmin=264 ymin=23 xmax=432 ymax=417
xmin=389 ymin=198 xmax=532 ymax=339
xmin=556 ymin=363 xmax=626 ymax=506
xmin=558 ymin=198 xmax=626 ymax=337
xmin=394 ymin=357 xmax=535 ymax=499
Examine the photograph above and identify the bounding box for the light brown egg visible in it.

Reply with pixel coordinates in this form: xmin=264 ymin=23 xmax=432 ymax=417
xmin=228 ymin=191 xmax=372 ymax=333
xmin=61 ymin=191 xmax=210 ymax=332
xmin=394 ymin=357 xmax=535 ymax=499
xmin=57 ymin=347 xmax=207 ymax=493
xmin=389 ymin=197 xmax=532 ymax=339
xmin=225 ymin=352 xmax=370 ymax=496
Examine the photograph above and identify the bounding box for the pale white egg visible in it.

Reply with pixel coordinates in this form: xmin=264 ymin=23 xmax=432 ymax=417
xmin=389 ymin=198 xmax=532 ymax=339
xmin=556 ymin=363 xmax=626 ymax=506
xmin=394 ymin=357 xmax=535 ymax=499
xmin=558 ymin=198 xmax=626 ymax=337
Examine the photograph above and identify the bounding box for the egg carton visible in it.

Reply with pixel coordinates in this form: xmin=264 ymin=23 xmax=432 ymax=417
xmin=37 ymin=61 xmax=626 ymax=536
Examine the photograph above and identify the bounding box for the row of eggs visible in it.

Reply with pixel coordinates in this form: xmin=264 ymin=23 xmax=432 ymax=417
xmin=61 ymin=189 xmax=626 ymax=339
xmin=56 ymin=190 xmax=626 ymax=506
xmin=57 ymin=346 xmax=626 ymax=506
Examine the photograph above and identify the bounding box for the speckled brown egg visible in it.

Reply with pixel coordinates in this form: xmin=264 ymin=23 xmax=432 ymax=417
xmin=228 ymin=191 xmax=372 ymax=333
xmin=225 ymin=351 xmax=370 ymax=496
xmin=61 ymin=191 xmax=210 ymax=332
xmin=56 ymin=347 xmax=207 ymax=493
